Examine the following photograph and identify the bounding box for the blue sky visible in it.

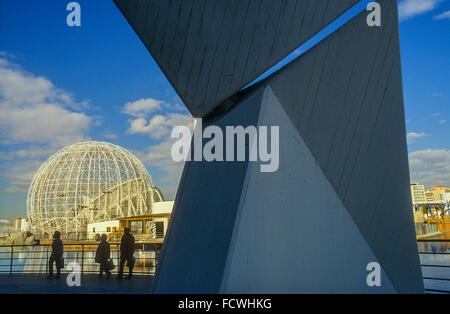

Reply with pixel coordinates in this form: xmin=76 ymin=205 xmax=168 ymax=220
xmin=0 ymin=0 xmax=449 ymax=220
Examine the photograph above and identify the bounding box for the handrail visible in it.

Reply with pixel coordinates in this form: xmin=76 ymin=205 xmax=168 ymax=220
xmin=0 ymin=239 xmax=448 ymax=293
xmin=0 ymin=240 xmax=164 ymax=248
xmin=417 ymin=239 xmax=450 ymax=242
xmin=10 ymin=246 xmax=13 ymax=276
xmin=0 ymin=243 xmax=159 ymax=276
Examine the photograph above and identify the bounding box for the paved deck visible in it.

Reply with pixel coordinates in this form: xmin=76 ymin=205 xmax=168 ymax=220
xmin=0 ymin=274 xmax=153 ymax=294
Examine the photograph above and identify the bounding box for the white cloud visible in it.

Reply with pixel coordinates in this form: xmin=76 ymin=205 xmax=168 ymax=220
xmin=127 ymin=113 xmax=194 ymax=139
xmin=0 ymin=57 xmax=92 ymax=146
xmin=407 ymin=132 xmax=428 ymax=143
xmin=0 ymin=55 xmax=94 ymax=198
xmin=439 ymin=120 xmax=447 ymax=124
xmin=0 ymin=104 xmax=91 ymax=145
xmin=398 ymin=0 xmax=443 ymax=21
xmin=0 ymin=58 xmax=88 ymax=110
xmin=1 ymin=159 xmax=43 ymax=187
xmin=121 ymin=98 xmax=165 ymax=118
xmin=434 ymin=10 xmax=450 ymax=19
xmin=409 ymin=149 xmax=450 ymax=188
xmin=0 ymin=146 xmax=59 ymax=160
xmin=122 ymin=97 xmax=193 ymax=140
xmin=128 ymin=111 xmax=194 ymax=199
xmin=102 ymin=132 xmax=118 ymax=140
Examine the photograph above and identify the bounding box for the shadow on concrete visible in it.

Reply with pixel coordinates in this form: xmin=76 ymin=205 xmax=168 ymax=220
xmin=0 ymin=274 xmax=153 ymax=294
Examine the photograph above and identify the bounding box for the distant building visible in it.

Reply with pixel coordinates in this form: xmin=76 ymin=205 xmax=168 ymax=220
xmin=0 ymin=220 xmax=12 ymax=233
xmin=425 ymin=185 xmax=450 ymax=202
xmin=410 ymin=183 xmax=426 ymax=204
xmin=12 ymin=219 xmax=20 ymax=230
xmin=20 ymin=219 xmax=30 ymax=232
xmin=87 ymin=220 xmax=120 ymax=237
xmin=12 ymin=218 xmax=31 ymax=232
xmin=149 ymin=201 xmax=174 ymax=237
xmin=441 ymin=192 xmax=450 ymax=202
xmin=12 ymin=218 xmax=23 ymax=231
xmin=425 ymin=190 xmax=437 ymax=202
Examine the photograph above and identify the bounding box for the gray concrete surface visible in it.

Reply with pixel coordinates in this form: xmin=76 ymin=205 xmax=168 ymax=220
xmin=266 ymin=0 xmax=423 ymax=293
xmin=152 ymin=0 xmax=423 ymax=293
xmin=114 ymin=0 xmax=359 ymax=117
xmin=0 ymin=274 xmax=152 ymax=294
xmin=152 ymin=89 xmax=265 ymax=293
xmin=220 ymin=86 xmax=397 ymax=293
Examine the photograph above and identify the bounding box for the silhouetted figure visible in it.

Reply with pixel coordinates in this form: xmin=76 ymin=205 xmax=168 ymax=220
xmin=95 ymin=234 xmax=111 ymax=277
xmin=48 ymin=231 xmax=63 ymax=278
xmin=118 ymin=227 xmax=135 ymax=279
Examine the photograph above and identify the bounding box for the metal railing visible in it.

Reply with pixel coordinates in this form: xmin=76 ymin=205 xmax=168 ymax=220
xmin=0 ymin=242 xmax=159 ymax=276
xmin=417 ymin=238 xmax=450 ymax=294
xmin=1 ymin=240 xmax=449 ymax=293
xmin=25 ymin=231 xmax=165 ymax=243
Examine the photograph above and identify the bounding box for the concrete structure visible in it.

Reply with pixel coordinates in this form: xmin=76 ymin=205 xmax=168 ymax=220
xmin=116 ymin=0 xmax=423 ymax=293
xmin=114 ymin=0 xmax=359 ymax=117
xmin=411 ymin=183 xmax=426 ymax=204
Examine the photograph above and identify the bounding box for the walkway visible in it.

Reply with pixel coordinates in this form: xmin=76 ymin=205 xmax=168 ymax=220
xmin=0 ymin=274 xmax=153 ymax=294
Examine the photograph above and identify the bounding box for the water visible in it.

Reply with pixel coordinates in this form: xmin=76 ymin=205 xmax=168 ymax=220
xmin=417 ymin=231 xmax=450 ymax=293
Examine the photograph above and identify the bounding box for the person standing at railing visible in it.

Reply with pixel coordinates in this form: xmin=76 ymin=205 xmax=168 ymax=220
xmin=117 ymin=227 xmax=135 ymax=279
xmin=48 ymin=231 xmax=63 ymax=279
xmin=95 ymin=234 xmax=112 ymax=278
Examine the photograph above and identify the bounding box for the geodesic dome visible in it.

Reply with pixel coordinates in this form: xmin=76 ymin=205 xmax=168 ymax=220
xmin=26 ymin=141 xmax=155 ymax=237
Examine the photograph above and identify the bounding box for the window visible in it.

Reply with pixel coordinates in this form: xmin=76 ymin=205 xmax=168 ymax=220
xmin=106 ymin=227 xmax=111 ymax=232
xmin=130 ymin=221 xmax=142 ymax=234
xmin=155 ymin=221 xmax=164 ymax=238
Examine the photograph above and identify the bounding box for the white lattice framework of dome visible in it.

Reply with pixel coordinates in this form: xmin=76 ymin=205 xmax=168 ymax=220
xmin=26 ymin=141 xmax=156 ymax=237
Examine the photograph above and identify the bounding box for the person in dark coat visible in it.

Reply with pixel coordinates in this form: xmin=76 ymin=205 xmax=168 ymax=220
xmin=117 ymin=227 xmax=135 ymax=279
xmin=95 ymin=234 xmax=111 ymax=277
xmin=48 ymin=231 xmax=63 ymax=278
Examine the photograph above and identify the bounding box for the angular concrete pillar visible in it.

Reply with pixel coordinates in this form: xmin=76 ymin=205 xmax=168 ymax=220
xmin=115 ymin=0 xmax=423 ymax=293
xmin=151 ymin=0 xmax=423 ymax=293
